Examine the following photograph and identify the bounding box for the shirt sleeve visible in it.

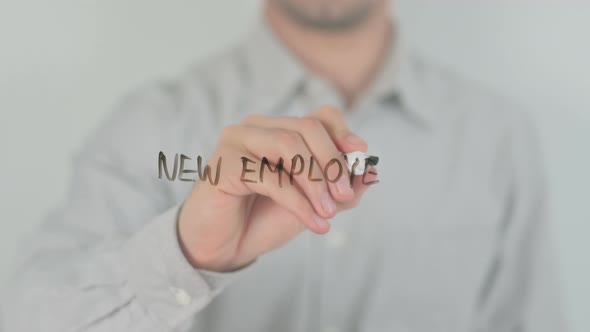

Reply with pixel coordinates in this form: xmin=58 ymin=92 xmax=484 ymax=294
xmin=1 ymin=84 xmax=252 ymax=331
xmin=475 ymin=108 xmax=566 ymax=332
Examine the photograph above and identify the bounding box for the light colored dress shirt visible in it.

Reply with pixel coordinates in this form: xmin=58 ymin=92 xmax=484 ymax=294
xmin=1 ymin=19 xmax=564 ymax=332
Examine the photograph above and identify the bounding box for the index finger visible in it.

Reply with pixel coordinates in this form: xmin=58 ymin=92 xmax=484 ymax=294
xmin=306 ymin=105 xmax=368 ymax=153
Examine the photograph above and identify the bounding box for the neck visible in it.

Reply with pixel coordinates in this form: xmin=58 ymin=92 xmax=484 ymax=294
xmin=265 ymin=1 xmax=392 ymax=107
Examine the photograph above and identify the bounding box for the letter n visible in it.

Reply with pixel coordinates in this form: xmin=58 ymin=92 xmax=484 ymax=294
xmin=158 ymin=152 xmax=178 ymax=181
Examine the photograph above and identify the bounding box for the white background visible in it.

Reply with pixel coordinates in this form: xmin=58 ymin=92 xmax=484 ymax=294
xmin=0 ymin=1 xmax=588 ymax=330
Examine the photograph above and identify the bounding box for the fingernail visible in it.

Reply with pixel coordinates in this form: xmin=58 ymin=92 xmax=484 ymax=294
xmin=320 ymin=192 xmax=336 ymax=215
xmin=313 ymin=214 xmax=330 ymax=230
xmin=336 ymin=176 xmax=354 ymax=196
xmin=345 ymin=133 xmax=366 ymax=146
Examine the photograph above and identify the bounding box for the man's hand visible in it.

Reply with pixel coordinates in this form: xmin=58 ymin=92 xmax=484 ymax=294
xmin=178 ymin=106 xmax=376 ymax=272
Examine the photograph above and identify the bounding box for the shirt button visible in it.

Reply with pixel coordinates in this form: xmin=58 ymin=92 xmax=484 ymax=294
xmin=170 ymin=287 xmax=192 ymax=307
xmin=326 ymin=230 xmax=348 ymax=249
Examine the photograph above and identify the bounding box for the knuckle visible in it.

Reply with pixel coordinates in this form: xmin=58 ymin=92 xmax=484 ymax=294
xmin=241 ymin=113 xmax=264 ymax=125
xmin=274 ymin=130 xmax=301 ymax=149
xmin=320 ymin=105 xmax=341 ymax=117
xmin=219 ymin=125 xmax=237 ymax=143
xmin=300 ymin=118 xmax=323 ymax=132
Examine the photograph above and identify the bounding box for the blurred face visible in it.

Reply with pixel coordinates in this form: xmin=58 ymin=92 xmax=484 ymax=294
xmin=273 ymin=0 xmax=384 ymax=30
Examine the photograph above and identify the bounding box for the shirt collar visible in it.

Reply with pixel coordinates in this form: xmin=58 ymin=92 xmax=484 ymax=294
xmin=240 ymin=18 xmax=307 ymax=115
xmin=357 ymin=24 xmax=437 ymax=128
xmin=240 ymin=17 xmax=437 ymax=127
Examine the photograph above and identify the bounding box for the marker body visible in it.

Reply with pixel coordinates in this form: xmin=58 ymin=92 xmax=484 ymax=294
xmin=344 ymin=151 xmax=367 ymax=176
xmin=344 ymin=151 xmax=379 ymax=176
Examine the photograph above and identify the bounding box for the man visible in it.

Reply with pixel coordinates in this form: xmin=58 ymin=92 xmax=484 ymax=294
xmin=2 ymin=0 xmax=564 ymax=331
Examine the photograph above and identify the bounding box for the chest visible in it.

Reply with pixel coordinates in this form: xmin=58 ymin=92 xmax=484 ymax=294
xmin=193 ymin=104 xmax=507 ymax=331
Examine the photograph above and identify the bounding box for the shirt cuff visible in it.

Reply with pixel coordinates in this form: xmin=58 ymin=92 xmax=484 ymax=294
xmin=122 ymin=204 xmax=254 ymax=328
